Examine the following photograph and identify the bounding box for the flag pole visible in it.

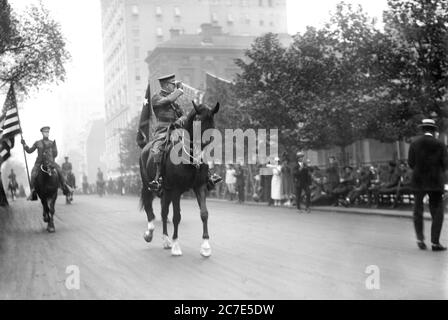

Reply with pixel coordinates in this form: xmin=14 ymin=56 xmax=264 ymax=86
xmin=10 ymin=83 xmax=32 ymax=189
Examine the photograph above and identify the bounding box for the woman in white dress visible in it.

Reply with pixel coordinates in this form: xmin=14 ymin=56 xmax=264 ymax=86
xmin=267 ymin=157 xmax=283 ymax=206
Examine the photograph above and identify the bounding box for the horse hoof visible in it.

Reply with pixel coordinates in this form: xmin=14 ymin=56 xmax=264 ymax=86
xmin=171 ymin=241 xmax=182 ymax=256
xmin=47 ymin=226 xmax=55 ymax=233
xmin=200 ymin=240 xmax=212 ymax=258
xmin=162 ymin=235 xmax=173 ymax=249
xmin=43 ymin=216 xmax=49 ymax=223
xmin=144 ymin=229 xmax=154 ymax=243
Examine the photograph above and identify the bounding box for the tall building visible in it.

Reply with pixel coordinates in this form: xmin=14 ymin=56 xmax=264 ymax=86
xmin=100 ymin=0 xmax=287 ymax=176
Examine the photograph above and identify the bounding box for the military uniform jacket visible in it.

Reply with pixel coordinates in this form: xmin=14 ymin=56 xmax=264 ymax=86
xmin=136 ymin=90 xmax=184 ymax=149
xmin=62 ymin=162 xmax=73 ymax=173
xmin=24 ymin=139 xmax=58 ymax=164
xmin=408 ymin=134 xmax=448 ymax=192
xmin=151 ymin=90 xmax=184 ymax=127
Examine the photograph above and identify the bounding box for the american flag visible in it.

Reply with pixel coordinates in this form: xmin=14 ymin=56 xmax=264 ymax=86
xmin=0 ymin=84 xmax=21 ymax=162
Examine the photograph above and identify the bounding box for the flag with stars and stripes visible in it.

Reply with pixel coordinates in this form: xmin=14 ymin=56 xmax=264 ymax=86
xmin=0 ymin=84 xmax=21 ymax=163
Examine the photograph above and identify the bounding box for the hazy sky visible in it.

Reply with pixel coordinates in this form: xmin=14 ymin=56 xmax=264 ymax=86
xmin=3 ymin=0 xmax=388 ymax=171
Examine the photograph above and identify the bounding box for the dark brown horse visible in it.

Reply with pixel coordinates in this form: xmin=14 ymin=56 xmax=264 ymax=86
xmin=140 ymin=101 xmax=220 ymax=257
xmin=35 ymin=154 xmax=60 ymax=233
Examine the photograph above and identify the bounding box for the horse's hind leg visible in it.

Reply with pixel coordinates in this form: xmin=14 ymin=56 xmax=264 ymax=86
xmin=195 ymin=186 xmax=211 ymax=257
xmin=142 ymin=187 xmax=156 ymax=243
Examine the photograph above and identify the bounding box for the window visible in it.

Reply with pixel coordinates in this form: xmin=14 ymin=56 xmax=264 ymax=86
xmin=174 ymin=7 xmax=181 ymax=17
xmin=132 ymin=5 xmax=139 ymax=15
xmin=135 ymin=68 xmax=141 ymax=81
xmin=245 ymin=14 xmax=250 ymax=24
xmin=156 ymin=27 xmax=163 ymax=37
xmin=155 ymin=6 xmax=162 ymax=16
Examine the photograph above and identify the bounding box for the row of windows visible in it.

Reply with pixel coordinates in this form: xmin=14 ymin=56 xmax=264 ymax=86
xmin=210 ymin=0 xmax=275 ymax=6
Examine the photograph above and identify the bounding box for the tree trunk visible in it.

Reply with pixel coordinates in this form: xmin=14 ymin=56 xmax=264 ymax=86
xmin=339 ymin=145 xmax=348 ymax=167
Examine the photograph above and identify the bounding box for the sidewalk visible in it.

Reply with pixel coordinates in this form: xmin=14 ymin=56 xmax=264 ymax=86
xmin=207 ymin=198 xmax=438 ymax=220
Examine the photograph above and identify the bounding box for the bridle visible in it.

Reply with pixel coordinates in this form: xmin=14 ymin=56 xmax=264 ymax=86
xmin=40 ymin=164 xmax=54 ymax=176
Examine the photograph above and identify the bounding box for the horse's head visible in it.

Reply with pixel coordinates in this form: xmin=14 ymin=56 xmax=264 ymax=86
xmin=41 ymin=151 xmax=56 ymax=176
xmin=187 ymin=101 xmax=220 ymax=145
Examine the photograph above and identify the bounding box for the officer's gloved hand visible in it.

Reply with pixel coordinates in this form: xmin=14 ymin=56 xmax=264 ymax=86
xmin=174 ymin=116 xmax=187 ymax=128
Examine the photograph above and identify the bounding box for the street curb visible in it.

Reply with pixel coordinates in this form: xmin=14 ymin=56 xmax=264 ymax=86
xmin=206 ymin=198 xmax=435 ymax=221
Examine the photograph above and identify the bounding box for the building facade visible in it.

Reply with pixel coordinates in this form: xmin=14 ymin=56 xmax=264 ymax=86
xmin=100 ymin=0 xmax=288 ymax=176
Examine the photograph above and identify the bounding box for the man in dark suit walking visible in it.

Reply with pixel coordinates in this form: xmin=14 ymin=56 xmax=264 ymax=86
xmin=408 ymin=119 xmax=448 ymax=251
xmin=293 ymin=151 xmax=312 ymax=213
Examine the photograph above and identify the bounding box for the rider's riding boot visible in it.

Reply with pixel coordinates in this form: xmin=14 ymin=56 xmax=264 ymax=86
xmin=149 ymin=154 xmax=163 ymax=191
xmin=62 ymin=183 xmax=72 ymax=196
xmin=27 ymin=188 xmax=38 ymax=201
xmin=207 ymin=171 xmax=223 ymax=191
xmin=27 ymin=172 xmax=38 ymax=201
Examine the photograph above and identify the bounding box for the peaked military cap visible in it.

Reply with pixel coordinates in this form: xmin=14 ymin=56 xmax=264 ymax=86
xmin=40 ymin=126 xmax=50 ymax=132
xmin=158 ymin=74 xmax=176 ymax=83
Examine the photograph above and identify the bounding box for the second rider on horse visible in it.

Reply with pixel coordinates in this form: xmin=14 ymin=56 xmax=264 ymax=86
xmin=21 ymin=126 xmax=72 ymax=201
xmin=137 ymin=74 xmax=222 ymax=191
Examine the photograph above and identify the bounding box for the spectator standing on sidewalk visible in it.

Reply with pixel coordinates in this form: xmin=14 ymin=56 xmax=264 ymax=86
xmin=281 ymin=156 xmax=294 ymax=207
xmin=408 ymin=119 xmax=448 ymax=251
xmin=326 ymin=156 xmax=340 ymax=203
xmin=293 ymin=152 xmax=312 ymax=213
xmin=225 ymin=164 xmax=237 ymax=201
xmin=235 ymin=164 xmax=245 ymax=204
xmin=267 ymin=157 xmax=283 ymax=206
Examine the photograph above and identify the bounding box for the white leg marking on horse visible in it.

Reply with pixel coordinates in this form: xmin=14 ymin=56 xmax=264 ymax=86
xmin=200 ymin=240 xmax=212 ymax=257
xmin=144 ymin=220 xmax=156 ymax=243
xmin=162 ymin=235 xmax=173 ymax=249
xmin=171 ymin=240 xmax=183 ymax=256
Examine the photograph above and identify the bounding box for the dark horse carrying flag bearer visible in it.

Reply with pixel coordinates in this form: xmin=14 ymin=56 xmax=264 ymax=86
xmin=21 ymin=126 xmax=72 ymax=201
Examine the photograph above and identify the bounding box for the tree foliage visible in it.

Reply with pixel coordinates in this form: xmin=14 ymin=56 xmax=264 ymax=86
xmin=234 ymin=0 xmax=448 ymax=162
xmin=119 ymin=116 xmax=141 ymax=174
xmin=0 ymin=0 xmax=70 ymax=93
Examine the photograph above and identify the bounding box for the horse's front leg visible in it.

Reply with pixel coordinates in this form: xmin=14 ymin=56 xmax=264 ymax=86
xmin=46 ymin=196 xmax=56 ymax=233
xmin=41 ymin=197 xmax=49 ymax=223
xmin=161 ymin=190 xmax=173 ymax=250
xmin=195 ymin=185 xmax=211 ymax=257
xmin=171 ymin=191 xmax=182 ymax=256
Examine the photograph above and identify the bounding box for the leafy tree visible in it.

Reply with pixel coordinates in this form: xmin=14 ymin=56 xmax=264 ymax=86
xmin=235 ymin=33 xmax=295 ymax=151
xmin=0 ymin=1 xmax=70 ymax=93
xmin=0 ymin=0 xmax=17 ymax=55
xmin=119 ymin=116 xmax=141 ymax=174
xmin=291 ymin=3 xmax=386 ymax=163
xmin=368 ymin=0 xmax=448 ymax=140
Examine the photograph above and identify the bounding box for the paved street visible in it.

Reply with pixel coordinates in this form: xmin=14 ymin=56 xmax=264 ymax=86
xmin=1 ymin=195 xmax=448 ymax=300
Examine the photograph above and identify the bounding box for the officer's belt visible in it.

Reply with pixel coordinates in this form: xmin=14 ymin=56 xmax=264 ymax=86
xmin=156 ymin=118 xmax=175 ymax=126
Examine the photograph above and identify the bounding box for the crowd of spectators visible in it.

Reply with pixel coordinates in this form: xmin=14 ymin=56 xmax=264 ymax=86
xmin=208 ymin=156 xmax=417 ymax=210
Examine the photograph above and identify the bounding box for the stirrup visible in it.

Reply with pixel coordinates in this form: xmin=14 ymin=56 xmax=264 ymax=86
xmin=27 ymin=190 xmax=38 ymax=201
xmin=148 ymin=179 xmax=162 ymax=191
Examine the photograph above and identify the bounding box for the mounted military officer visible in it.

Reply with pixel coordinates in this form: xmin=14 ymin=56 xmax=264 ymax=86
xmin=21 ymin=126 xmax=72 ymax=201
xmin=61 ymin=156 xmax=73 ymax=176
xmin=137 ymin=74 xmax=221 ymax=191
